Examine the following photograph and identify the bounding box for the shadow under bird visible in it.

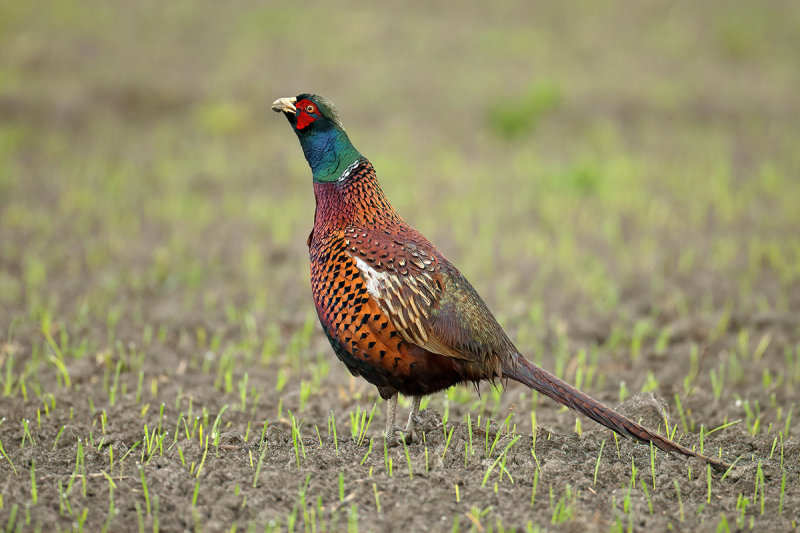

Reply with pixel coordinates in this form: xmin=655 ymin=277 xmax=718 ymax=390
xmin=272 ymin=93 xmax=730 ymax=471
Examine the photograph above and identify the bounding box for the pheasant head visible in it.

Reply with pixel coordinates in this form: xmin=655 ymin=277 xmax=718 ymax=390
xmin=272 ymin=94 xmax=362 ymax=183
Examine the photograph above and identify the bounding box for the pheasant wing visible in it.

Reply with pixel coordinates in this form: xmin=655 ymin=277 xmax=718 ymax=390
xmin=348 ymin=228 xmax=512 ymax=370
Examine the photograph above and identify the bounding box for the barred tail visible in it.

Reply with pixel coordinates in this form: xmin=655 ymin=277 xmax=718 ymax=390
xmin=503 ymin=356 xmax=730 ymax=471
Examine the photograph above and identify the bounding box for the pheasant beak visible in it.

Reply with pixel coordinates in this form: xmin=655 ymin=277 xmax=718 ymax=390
xmin=271 ymin=97 xmax=297 ymax=115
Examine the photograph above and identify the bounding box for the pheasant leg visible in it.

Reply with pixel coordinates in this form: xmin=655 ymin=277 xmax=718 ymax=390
xmin=402 ymin=396 xmax=421 ymax=443
xmin=384 ymin=394 xmax=403 ymax=446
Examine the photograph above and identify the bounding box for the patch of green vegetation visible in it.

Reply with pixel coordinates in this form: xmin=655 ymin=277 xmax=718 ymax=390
xmin=487 ymin=83 xmax=563 ymax=139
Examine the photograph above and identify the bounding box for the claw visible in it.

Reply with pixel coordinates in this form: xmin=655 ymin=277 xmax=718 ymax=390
xmin=385 ymin=427 xmax=403 ymax=448
xmin=385 ymin=426 xmax=415 ymax=447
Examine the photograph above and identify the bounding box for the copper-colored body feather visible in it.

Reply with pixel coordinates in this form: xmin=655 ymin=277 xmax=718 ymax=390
xmin=310 ymin=160 xmax=491 ymax=399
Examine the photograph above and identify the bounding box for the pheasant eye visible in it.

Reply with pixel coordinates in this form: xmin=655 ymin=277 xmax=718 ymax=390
xmin=306 ymin=105 xmax=315 ymax=113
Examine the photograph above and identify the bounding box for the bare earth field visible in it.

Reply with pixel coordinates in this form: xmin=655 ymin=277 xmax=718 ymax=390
xmin=1 ymin=2 xmax=799 ymax=531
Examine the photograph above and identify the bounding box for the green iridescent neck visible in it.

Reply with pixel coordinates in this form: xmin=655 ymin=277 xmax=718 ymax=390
xmin=297 ymin=127 xmax=363 ymax=183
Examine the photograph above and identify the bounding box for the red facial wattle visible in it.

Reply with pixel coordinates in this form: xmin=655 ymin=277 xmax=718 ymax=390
xmin=295 ymin=99 xmax=318 ymax=130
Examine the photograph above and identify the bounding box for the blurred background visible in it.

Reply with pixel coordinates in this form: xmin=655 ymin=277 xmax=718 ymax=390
xmin=2 ymin=2 xmax=800 ymax=529
xmin=1 ymin=0 xmax=799 ymax=423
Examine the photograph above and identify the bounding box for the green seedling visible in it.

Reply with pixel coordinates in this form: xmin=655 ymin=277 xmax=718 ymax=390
xmin=29 ymin=461 xmax=37 ymax=505
xmin=138 ymin=465 xmax=151 ymax=515
xmin=481 ymin=435 xmax=520 ymax=487
xmin=441 ymin=426 xmax=455 ymax=461
xmin=372 ymin=483 xmax=381 ymax=512
xmin=0 ymin=435 xmax=16 ymax=476
xmin=593 ymin=439 xmax=605 ymax=486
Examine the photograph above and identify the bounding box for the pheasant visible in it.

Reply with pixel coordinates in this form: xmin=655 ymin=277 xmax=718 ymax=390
xmin=272 ymin=94 xmax=729 ymax=470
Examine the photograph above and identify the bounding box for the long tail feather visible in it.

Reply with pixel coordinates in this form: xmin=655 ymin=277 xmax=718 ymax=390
xmin=503 ymin=356 xmax=730 ymax=471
